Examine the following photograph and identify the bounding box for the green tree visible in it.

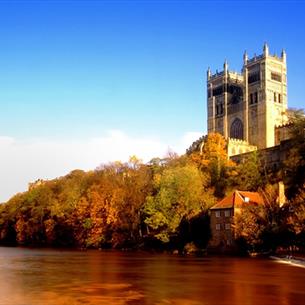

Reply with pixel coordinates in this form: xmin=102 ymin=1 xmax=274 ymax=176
xmin=144 ymin=164 xmax=212 ymax=243
xmin=234 ymin=151 xmax=264 ymax=191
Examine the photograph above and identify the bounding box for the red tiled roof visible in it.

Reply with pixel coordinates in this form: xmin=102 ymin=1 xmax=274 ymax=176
xmin=210 ymin=190 xmax=264 ymax=210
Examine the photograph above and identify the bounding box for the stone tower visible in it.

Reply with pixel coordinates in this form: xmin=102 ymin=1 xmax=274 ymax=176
xmin=207 ymin=44 xmax=287 ymax=151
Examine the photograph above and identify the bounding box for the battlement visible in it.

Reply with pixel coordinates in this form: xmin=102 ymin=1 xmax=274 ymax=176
xmin=210 ymin=70 xmax=225 ymax=79
xmin=228 ymin=138 xmax=249 ymax=145
xmin=275 ymin=122 xmax=292 ymax=129
xmin=247 ymin=53 xmax=285 ymax=65
xmin=268 ymin=53 xmax=286 ymax=62
xmin=209 ymin=69 xmax=243 ymax=81
xmin=227 ymin=71 xmax=243 ymax=81
xmin=227 ymin=138 xmax=257 ymax=157
xmin=247 ymin=54 xmax=264 ymax=64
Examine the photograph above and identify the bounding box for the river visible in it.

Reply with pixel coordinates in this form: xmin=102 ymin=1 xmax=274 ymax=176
xmin=0 ymin=247 xmax=304 ymax=305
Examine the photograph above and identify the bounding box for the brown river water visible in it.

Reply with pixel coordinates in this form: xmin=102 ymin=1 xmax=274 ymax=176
xmin=0 ymin=247 xmax=304 ymax=305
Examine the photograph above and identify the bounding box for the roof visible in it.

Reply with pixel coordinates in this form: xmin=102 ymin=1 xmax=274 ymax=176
xmin=210 ymin=190 xmax=264 ymax=210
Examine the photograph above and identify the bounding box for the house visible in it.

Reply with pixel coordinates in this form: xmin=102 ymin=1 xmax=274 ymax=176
xmin=209 ymin=190 xmax=264 ymax=250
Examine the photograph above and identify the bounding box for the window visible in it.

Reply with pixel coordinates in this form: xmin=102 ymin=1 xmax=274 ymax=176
xmin=226 ymin=239 xmax=232 ymax=245
xmin=271 ymin=72 xmax=282 ymax=82
xmin=216 ymin=224 xmax=221 ymax=230
xmin=225 ymin=223 xmax=231 ymax=230
xmin=250 ymin=92 xmax=258 ymax=104
xmin=215 ymin=211 xmax=221 ymax=218
xmin=248 ymin=71 xmax=260 ymax=84
xmin=250 ymin=93 xmax=253 ymax=104
xmin=278 ymin=94 xmax=281 ymax=103
xmin=254 ymin=92 xmax=258 ymax=103
xmin=228 ymin=84 xmax=243 ymax=96
xmin=274 ymin=92 xmax=277 ymax=102
xmin=229 ymin=85 xmax=243 ymax=104
xmin=216 ymin=103 xmax=223 ymax=116
xmin=213 ymin=86 xmax=223 ymax=96
xmin=224 ymin=210 xmax=231 ymax=217
xmin=230 ymin=118 xmax=244 ymax=140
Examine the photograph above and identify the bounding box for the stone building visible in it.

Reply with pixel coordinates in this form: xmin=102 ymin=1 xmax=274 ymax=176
xmin=207 ymin=44 xmax=288 ymax=156
xmin=209 ymin=190 xmax=264 ymax=250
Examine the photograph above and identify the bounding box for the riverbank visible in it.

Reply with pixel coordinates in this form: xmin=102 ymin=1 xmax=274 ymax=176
xmin=270 ymin=255 xmax=305 ymax=268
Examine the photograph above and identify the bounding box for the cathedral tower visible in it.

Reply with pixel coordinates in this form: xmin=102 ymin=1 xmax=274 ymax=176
xmin=207 ymin=44 xmax=287 ymax=150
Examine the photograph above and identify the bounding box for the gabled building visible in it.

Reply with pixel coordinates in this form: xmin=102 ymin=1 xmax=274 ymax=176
xmin=209 ymin=190 xmax=264 ymax=249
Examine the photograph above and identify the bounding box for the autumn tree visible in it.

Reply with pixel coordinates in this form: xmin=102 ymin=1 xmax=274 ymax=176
xmin=289 ymin=190 xmax=305 ymax=250
xmin=189 ymin=132 xmax=234 ymax=197
xmin=234 ymin=203 xmax=267 ymax=253
xmin=143 ymin=163 xmax=213 ymax=243
xmin=116 ymin=158 xmax=153 ymax=244
xmin=283 ymin=109 xmax=305 ymax=199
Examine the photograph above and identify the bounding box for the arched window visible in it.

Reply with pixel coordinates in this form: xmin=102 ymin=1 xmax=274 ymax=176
xmin=230 ymin=118 xmax=243 ymax=140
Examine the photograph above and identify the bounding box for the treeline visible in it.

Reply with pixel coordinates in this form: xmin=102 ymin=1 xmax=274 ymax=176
xmin=0 ymin=111 xmax=304 ymax=254
xmin=0 ymin=134 xmax=231 ymax=250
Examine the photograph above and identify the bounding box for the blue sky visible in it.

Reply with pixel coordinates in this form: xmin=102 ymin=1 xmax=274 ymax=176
xmin=0 ymin=0 xmax=305 ymax=202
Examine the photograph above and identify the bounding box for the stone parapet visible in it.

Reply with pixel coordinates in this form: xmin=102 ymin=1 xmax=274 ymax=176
xmin=227 ymin=138 xmax=257 ymax=157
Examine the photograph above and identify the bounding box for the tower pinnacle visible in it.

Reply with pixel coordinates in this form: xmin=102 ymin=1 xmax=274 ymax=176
xmin=263 ymin=42 xmax=269 ymax=56
xmin=243 ymin=51 xmax=248 ymax=64
xmin=207 ymin=67 xmax=211 ymax=80
xmin=224 ymin=60 xmax=228 ymax=72
xmin=281 ymin=49 xmax=286 ymax=63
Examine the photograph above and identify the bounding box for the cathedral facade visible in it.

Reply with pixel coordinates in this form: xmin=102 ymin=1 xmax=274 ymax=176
xmin=207 ymin=44 xmax=288 ymax=156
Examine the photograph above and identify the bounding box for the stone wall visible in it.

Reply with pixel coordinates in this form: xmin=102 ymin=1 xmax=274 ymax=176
xmin=231 ymin=139 xmax=292 ymax=171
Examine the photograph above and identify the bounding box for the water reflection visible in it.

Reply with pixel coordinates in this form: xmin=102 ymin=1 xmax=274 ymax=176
xmin=0 ymin=247 xmax=304 ymax=305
